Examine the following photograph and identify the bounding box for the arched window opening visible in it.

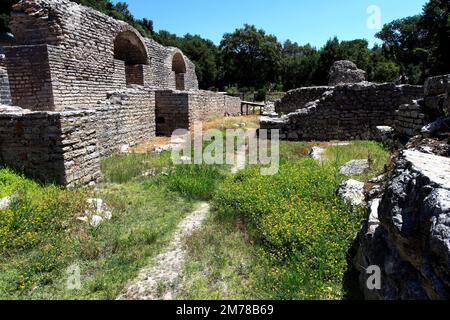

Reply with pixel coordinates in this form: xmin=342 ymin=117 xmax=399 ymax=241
xmin=114 ymin=31 xmax=148 ymax=86
xmin=172 ymin=52 xmax=186 ymax=90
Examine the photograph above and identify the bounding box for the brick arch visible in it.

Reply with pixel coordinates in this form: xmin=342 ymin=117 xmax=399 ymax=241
xmin=172 ymin=52 xmax=186 ymax=90
xmin=172 ymin=52 xmax=186 ymax=74
xmin=114 ymin=30 xmax=149 ymax=65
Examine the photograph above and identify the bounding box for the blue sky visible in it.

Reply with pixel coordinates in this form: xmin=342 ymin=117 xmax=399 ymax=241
xmin=112 ymin=0 xmax=428 ymax=48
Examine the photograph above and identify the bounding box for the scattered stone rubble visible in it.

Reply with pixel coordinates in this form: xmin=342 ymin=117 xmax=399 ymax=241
xmin=337 ymin=179 xmax=366 ymax=206
xmin=77 ymin=198 xmax=113 ymax=228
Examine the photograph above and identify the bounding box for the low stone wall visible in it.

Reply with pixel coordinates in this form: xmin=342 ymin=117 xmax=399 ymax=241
xmin=274 ymin=86 xmax=331 ymax=114
xmin=190 ymin=91 xmax=241 ymax=122
xmin=0 ymin=66 xmax=11 ymax=105
xmin=394 ymin=75 xmax=450 ymax=138
xmin=261 ymin=83 xmax=424 ymax=141
xmin=156 ymin=90 xmax=241 ymax=136
xmin=94 ymin=88 xmax=155 ymax=157
xmin=0 ymin=88 xmax=155 ymax=186
xmin=394 ymin=102 xmax=429 ymax=137
xmin=0 ymin=110 xmax=101 ymax=187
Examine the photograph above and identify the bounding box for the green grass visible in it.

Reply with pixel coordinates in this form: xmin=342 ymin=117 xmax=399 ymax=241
xmin=0 ymin=152 xmax=200 ymax=299
xmin=180 ymin=140 xmax=389 ymax=300
xmin=101 ymin=152 xmax=172 ymax=184
xmin=325 ymin=140 xmax=390 ymax=181
xmin=0 ymin=138 xmax=390 ymax=300
xmin=177 ymin=214 xmax=262 ymax=300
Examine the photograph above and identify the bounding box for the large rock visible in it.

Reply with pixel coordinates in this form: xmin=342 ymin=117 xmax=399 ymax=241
xmin=337 ymin=179 xmax=366 ymax=206
xmin=353 ymin=150 xmax=450 ymax=300
xmin=340 ymin=159 xmax=369 ymax=176
xmin=329 ymin=60 xmax=367 ymax=86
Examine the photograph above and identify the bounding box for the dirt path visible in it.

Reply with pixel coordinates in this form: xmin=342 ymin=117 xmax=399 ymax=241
xmin=117 ymin=202 xmax=210 ymax=300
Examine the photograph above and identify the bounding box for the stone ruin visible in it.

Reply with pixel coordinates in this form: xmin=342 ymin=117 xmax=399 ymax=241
xmin=262 ymin=81 xmax=424 ymax=141
xmin=0 ymin=0 xmax=241 ymax=187
xmin=263 ymin=63 xmax=450 ymax=299
xmin=328 ymin=60 xmax=367 ymax=86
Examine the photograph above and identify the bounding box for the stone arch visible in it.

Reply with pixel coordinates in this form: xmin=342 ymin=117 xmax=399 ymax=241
xmin=172 ymin=52 xmax=186 ymax=90
xmin=114 ymin=30 xmax=149 ymax=86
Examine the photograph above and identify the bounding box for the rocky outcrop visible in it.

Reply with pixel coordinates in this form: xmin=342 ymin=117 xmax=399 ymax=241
xmin=329 ymin=60 xmax=367 ymax=86
xmin=353 ymin=150 xmax=450 ymax=300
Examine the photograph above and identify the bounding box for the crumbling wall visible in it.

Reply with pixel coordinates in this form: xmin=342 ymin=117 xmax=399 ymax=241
xmin=261 ymin=83 xmax=424 ymax=141
xmin=394 ymin=75 xmax=450 ymax=138
xmin=274 ymin=86 xmax=331 ymax=114
xmin=0 ymin=110 xmax=101 ymax=187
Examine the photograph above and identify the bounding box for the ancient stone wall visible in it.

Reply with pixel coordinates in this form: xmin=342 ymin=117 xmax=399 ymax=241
xmin=6 ymin=0 xmax=198 ymax=111
xmin=5 ymin=45 xmax=54 ymax=110
xmin=394 ymin=75 xmax=450 ymax=138
xmin=261 ymin=83 xmax=424 ymax=141
xmin=394 ymin=102 xmax=429 ymax=137
xmin=156 ymin=90 xmax=242 ymax=136
xmin=0 ymin=110 xmax=101 ymax=187
xmin=155 ymin=90 xmax=190 ymax=136
xmin=189 ymin=91 xmax=241 ymax=122
xmin=94 ymin=88 xmax=155 ymax=157
xmin=274 ymin=86 xmax=331 ymax=114
xmin=0 ymin=66 xmax=11 ymax=105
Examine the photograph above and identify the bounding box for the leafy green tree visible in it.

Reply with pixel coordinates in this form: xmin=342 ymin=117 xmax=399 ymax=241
xmin=281 ymin=41 xmax=319 ymax=89
xmin=312 ymin=37 xmax=344 ymax=85
xmin=219 ymin=24 xmax=283 ymax=90
xmin=368 ymin=45 xmax=401 ymax=83
xmin=419 ymin=0 xmax=450 ymax=75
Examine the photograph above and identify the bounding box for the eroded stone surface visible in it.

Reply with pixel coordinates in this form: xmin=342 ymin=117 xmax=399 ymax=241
xmin=340 ymin=159 xmax=369 ymax=176
xmin=328 ymin=60 xmax=367 ymax=86
xmin=337 ymin=179 xmax=366 ymax=206
xmin=353 ymin=150 xmax=450 ymax=300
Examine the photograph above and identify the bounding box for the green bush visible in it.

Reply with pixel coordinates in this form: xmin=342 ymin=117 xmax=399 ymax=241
xmin=212 ymin=158 xmax=365 ymax=299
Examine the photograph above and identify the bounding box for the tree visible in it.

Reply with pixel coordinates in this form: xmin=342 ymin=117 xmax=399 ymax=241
xmin=419 ymin=0 xmax=450 ymax=75
xmin=312 ymin=37 xmax=344 ymax=85
xmin=0 ymin=0 xmax=19 ymax=34
xmin=281 ymin=41 xmax=319 ymax=89
xmin=219 ymin=24 xmax=283 ymax=90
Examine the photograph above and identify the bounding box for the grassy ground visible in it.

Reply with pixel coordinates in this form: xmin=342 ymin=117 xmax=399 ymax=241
xmin=0 ymin=121 xmax=390 ymax=300
xmin=0 ymin=145 xmax=226 ymax=299
xmin=178 ymin=140 xmax=390 ymax=300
